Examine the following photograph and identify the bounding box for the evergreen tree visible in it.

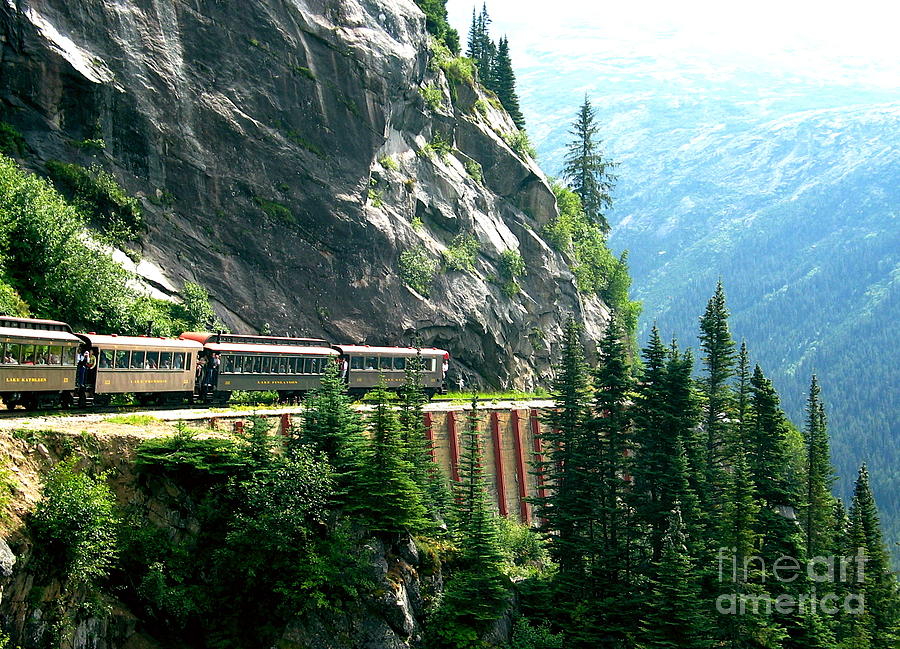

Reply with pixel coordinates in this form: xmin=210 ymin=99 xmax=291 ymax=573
xmin=803 ymin=375 xmax=837 ymax=559
xmin=561 ymin=95 xmax=616 ymax=233
xmin=697 ymin=280 xmax=737 ymax=512
xmin=467 ymin=4 xmax=497 ymax=91
xmin=493 ymin=37 xmax=525 ymax=129
xmin=534 ymin=318 xmax=593 ymax=597
xmin=581 ymin=311 xmax=635 ymax=645
xmin=293 ymin=361 xmax=365 ymax=500
xmin=846 ymin=465 xmax=900 ymax=649
xmin=415 ymin=0 xmax=460 ymax=53
xmin=350 ymin=385 xmax=427 ymax=533
xmin=398 ymin=352 xmax=453 ymax=526
xmin=638 ymin=510 xmax=713 ymax=649
xmin=435 ymin=394 xmax=509 ymax=647
xmin=735 ymin=341 xmax=751 ymax=450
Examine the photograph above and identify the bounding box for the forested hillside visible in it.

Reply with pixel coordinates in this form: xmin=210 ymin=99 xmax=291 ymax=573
xmin=515 ymin=43 xmax=900 ymax=563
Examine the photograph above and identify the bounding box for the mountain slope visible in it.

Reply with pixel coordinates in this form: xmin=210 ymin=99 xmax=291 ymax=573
xmin=0 ymin=0 xmax=609 ymax=388
xmin=516 ymin=47 xmax=900 ymax=556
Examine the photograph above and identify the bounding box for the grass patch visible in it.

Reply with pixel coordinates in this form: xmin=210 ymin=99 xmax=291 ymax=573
xmin=420 ymin=83 xmax=443 ymax=112
xmin=290 ymin=65 xmax=316 ymax=81
xmin=106 ymin=414 xmax=160 ymax=426
xmin=464 ymin=160 xmax=483 ymax=184
xmin=497 ymin=249 xmax=526 ymax=296
xmin=74 ymin=138 xmax=106 ymax=152
xmin=442 ymin=389 xmax=550 ymax=402
xmin=502 ymin=130 xmax=537 ymax=160
xmin=378 ymin=155 xmax=399 ymax=171
xmin=285 ymin=130 xmax=326 ymax=158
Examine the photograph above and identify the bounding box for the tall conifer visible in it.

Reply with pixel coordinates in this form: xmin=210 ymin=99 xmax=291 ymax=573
xmin=493 ymin=37 xmax=524 ymax=129
xmin=562 ymin=95 xmax=616 ymax=233
xmin=803 ymin=375 xmax=837 ymax=559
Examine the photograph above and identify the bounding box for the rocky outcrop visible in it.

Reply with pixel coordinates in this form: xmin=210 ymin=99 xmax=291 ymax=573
xmin=0 ymin=0 xmax=607 ymax=386
xmin=0 ymin=430 xmax=459 ymax=649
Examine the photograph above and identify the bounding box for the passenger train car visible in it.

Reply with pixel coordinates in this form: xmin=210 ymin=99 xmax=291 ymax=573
xmin=0 ymin=316 xmax=449 ymax=409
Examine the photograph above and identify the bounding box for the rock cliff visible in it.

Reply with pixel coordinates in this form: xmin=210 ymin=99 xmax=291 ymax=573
xmin=0 ymin=0 xmax=608 ymax=386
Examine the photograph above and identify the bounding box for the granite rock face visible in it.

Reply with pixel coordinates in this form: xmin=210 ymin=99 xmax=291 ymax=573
xmin=0 ymin=0 xmax=607 ymax=386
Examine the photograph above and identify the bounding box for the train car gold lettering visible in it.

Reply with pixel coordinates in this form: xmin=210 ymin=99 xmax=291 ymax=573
xmin=5 ymin=377 xmax=48 ymax=383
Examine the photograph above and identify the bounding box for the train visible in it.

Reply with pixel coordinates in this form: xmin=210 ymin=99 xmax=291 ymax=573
xmin=0 ymin=316 xmax=449 ymax=410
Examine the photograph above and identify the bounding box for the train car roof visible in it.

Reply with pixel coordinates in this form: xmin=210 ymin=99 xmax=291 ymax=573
xmin=78 ymin=333 xmax=203 ymax=350
xmin=0 ymin=316 xmax=74 ymax=330
xmin=0 ymin=325 xmax=81 ymax=343
xmin=180 ymin=332 xmax=328 ymax=346
xmin=203 ymin=342 xmax=338 ymax=356
xmin=333 ymin=345 xmax=448 ymax=357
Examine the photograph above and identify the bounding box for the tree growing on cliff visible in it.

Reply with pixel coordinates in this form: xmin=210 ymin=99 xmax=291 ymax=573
xmin=562 ymin=95 xmax=616 ymax=233
xmin=416 ymin=0 xmax=460 ymax=54
xmin=494 ymin=37 xmax=525 ymax=129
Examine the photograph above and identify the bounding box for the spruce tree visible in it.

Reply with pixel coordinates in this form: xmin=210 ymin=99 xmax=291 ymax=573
xmin=398 ymin=352 xmax=452 ymax=526
xmin=638 ymin=510 xmax=714 ymax=649
xmin=561 ymin=95 xmax=616 ymax=233
xmin=493 ymin=37 xmax=525 ymax=129
xmin=697 ymin=280 xmax=737 ymax=512
xmin=437 ymin=394 xmax=509 ymax=643
xmin=534 ymin=318 xmax=593 ymax=595
xmin=735 ymin=341 xmax=751 ymax=450
xmin=803 ymin=375 xmax=837 ymax=560
xmin=350 ymin=385 xmax=427 ymax=533
xmin=583 ymin=311 xmax=635 ymax=645
xmin=293 ymin=361 xmax=365 ymax=500
xmin=846 ymin=465 xmax=900 ymax=649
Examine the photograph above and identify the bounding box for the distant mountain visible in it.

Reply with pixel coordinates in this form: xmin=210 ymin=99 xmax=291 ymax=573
xmin=517 ymin=48 xmax=900 ymax=559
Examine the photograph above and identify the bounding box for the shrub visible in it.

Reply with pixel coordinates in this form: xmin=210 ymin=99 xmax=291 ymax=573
xmin=443 ymin=232 xmax=479 ymax=272
xmin=502 ymin=130 xmax=537 ymax=160
xmin=464 ymin=160 xmax=483 ymax=184
xmin=253 ymin=196 xmax=295 ymax=225
xmin=135 ymin=424 xmax=247 ymax=481
xmin=420 ymin=83 xmax=444 ymax=113
xmin=430 ymin=131 xmax=453 ymax=159
xmin=473 ymin=99 xmax=488 ymax=117
xmin=496 ymin=517 xmax=549 ymax=578
xmin=44 ymin=160 xmax=143 ymax=243
xmin=75 ymin=138 xmax=106 ymax=152
xmin=497 ymin=249 xmax=525 ymax=297
xmin=0 ymin=465 xmax=17 ymax=520
xmin=509 ymin=618 xmax=564 ymax=649
xmin=0 ymin=122 xmax=24 ymax=157
xmin=399 ymin=244 xmax=438 ymax=296
xmin=378 ymin=155 xmax=399 ymax=171
xmin=30 ymin=458 xmax=119 ymax=587
xmin=440 ymin=56 xmax=476 ymax=87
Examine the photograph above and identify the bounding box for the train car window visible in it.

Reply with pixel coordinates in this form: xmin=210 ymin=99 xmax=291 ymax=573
xmin=98 ymin=350 xmax=112 ymax=368
xmin=4 ymin=343 xmax=21 ymax=364
xmin=379 ymin=356 xmax=393 ymax=371
xmin=186 ymin=354 xmax=192 ymax=371
xmin=146 ymin=351 xmax=160 ymax=369
xmin=62 ymin=346 xmax=77 ymax=366
xmin=113 ymin=350 xmax=127 ymax=368
xmin=173 ymin=352 xmax=185 ymax=370
xmin=428 ymin=358 xmax=437 ymax=371
xmin=34 ymin=345 xmax=49 ymax=364
xmin=393 ymin=357 xmax=406 ymax=371
xmin=221 ymin=355 xmax=232 ymax=373
xmin=310 ymin=358 xmax=321 ymax=374
xmin=251 ymin=356 xmax=261 ymax=373
xmin=131 ymin=351 xmax=145 ymax=369
xmin=160 ymin=352 xmax=173 ymax=370
xmin=365 ymin=357 xmax=378 ymax=370
xmin=21 ymin=344 xmax=35 ymax=365
xmin=280 ymin=357 xmax=289 ymax=373
xmin=351 ymin=356 xmax=363 ymax=370
xmin=283 ymin=357 xmax=294 ymax=373
xmin=260 ymin=357 xmax=270 ymax=374
xmin=48 ymin=346 xmax=62 ymax=365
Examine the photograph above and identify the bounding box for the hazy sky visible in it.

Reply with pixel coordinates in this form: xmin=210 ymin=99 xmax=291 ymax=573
xmin=446 ymin=0 xmax=900 ymax=89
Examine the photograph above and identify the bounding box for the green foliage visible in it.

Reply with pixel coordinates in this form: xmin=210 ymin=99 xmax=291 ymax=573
xmin=44 ymin=160 xmax=143 ymax=243
xmin=502 ymin=130 xmax=536 ymax=159
xmin=253 ymin=196 xmax=295 ymax=225
xmin=105 ymin=414 xmax=159 ymax=426
xmin=463 ymin=159 xmax=483 ymax=184
xmin=497 ymin=249 xmax=525 ymax=296
xmin=509 ymin=619 xmax=564 ymax=649
xmin=561 ymin=95 xmax=616 ymax=233
xmin=443 ymin=232 xmax=480 ymax=272
xmin=75 ymin=138 xmax=106 ymax=152
xmin=495 ymin=516 xmax=549 ymax=578
xmin=0 ymin=278 xmax=29 ymax=316
xmin=421 ymin=83 xmax=444 ymax=112
xmin=399 ymin=244 xmax=438 ymax=296
xmin=544 ymin=181 xmax=640 ymax=334
xmin=30 ymin=458 xmax=119 ymax=587
xmin=473 ymin=99 xmax=489 ymax=117
xmin=378 ymin=155 xmax=399 ymax=171
xmin=0 ymin=122 xmax=25 ymax=157
xmin=134 ymin=425 xmax=247 ymax=481
xmin=414 ymin=0 xmax=460 ymax=54
xmin=430 ymin=131 xmax=453 ymax=158
xmin=494 ymin=37 xmax=525 ymax=129
xmin=0 ymin=465 xmax=17 ymax=519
